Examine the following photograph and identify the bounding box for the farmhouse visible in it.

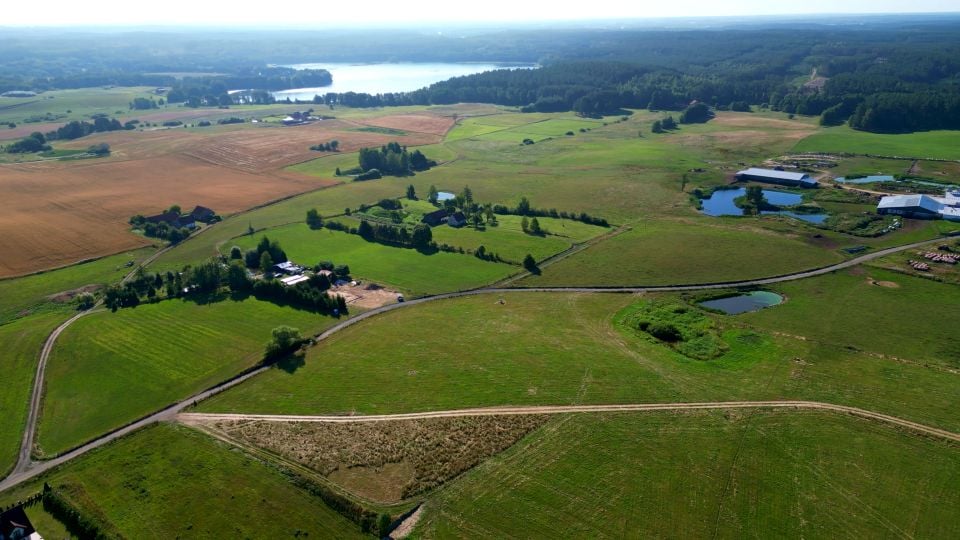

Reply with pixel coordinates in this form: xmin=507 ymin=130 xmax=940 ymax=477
xmin=189 ymin=205 xmax=217 ymax=223
xmin=421 ymin=209 xmax=449 ymax=226
xmin=448 ymin=212 xmax=467 ymax=228
xmin=735 ymin=168 xmax=819 ymax=188
xmin=144 ymin=211 xmax=196 ymax=229
xmin=0 ymin=505 xmax=41 ymax=540
xmin=273 ymin=261 xmax=303 ymax=275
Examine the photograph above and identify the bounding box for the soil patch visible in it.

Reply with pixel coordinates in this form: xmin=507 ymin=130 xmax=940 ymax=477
xmin=47 ymin=284 xmax=102 ymax=303
xmin=330 ymin=282 xmax=400 ymax=309
xmin=868 ymin=278 xmax=900 ymax=288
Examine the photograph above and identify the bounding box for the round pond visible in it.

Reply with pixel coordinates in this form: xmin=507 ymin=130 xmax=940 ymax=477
xmin=698 ymin=291 xmax=784 ymax=315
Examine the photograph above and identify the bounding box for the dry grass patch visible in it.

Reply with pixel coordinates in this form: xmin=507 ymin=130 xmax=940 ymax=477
xmin=213 ymin=415 xmax=547 ymax=503
xmin=350 ymin=113 xmax=455 ymax=136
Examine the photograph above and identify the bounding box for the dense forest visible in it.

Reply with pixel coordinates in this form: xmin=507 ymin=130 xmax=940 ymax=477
xmin=2 ymin=18 xmax=960 ymax=133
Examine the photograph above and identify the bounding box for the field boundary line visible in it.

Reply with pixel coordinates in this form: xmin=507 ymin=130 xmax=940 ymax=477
xmin=176 ymin=401 xmax=960 ymax=442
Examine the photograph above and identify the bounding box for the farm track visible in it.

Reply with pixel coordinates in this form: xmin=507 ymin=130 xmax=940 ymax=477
xmin=0 ymin=233 xmax=952 ymax=492
xmin=176 ymin=401 xmax=960 ymax=442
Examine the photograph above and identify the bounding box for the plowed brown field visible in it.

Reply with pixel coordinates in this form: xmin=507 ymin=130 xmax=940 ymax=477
xmin=0 ymin=112 xmax=446 ymax=277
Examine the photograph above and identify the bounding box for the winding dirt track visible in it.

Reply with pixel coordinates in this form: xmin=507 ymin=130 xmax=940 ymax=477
xmin=177 ymin=401 xmax=960 ymax=442
xmin=0 ymin=234 xmax=953 ymax=492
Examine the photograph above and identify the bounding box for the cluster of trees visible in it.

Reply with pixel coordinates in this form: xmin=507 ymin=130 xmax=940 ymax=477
xmin=5 ymin=132 xmax=50 ymax=153
xmin=42 ymin=485 xmax=109 ymax=540
xmin=309 ymin=140 xmax=339 ymax=152
xmin=492 ymin=196 xmax=610 ymax=227
xmin=238 ymin=236 xmax=288 ymax=273
xmin=679 ymin=102 xmax=714 ymax=124
xmin=651 ymin=116 xmax=678 ymax=134
xmin=48 ymin=116 xmax=130 ymax=141
xmin=355 ymin=142 xmax=435 ymax=177
xmin=305 ymin=208 xmax=324 ymax=229
xmin=520 ymin=216 xmax=542 ymax=235
xmin=129 ymin=97 xmax=159 ymax=110
xmin=129 ymin=206 xmax=193 ymax=244
xmin=846 ymin=92 xmax=960 ymax=133
xmin=357 ymin=219 xmax=434 ymax=250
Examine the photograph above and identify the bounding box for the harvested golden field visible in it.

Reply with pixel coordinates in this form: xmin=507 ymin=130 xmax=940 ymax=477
xmin=0 ymin=153 xmax=334 ymax=277
xmin=0 ymin=111 xmax=447 ymax=276
xmin=185 ymin=119 xmax=444 ymax=173
xmin=205 ymin=415 xmax=547 ymax=503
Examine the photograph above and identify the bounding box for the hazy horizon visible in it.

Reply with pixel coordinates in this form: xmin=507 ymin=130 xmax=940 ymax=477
xmin=3 ymin=1 xmax=959 ymax=27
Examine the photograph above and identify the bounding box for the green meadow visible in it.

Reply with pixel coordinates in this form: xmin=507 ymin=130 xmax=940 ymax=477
xmin=0 ymin=247 xmax=156 ymax=324
xmin=230 ymin=226 xmax=516 ymax=295
xmin=418 ymin=411 xmax=960 ymax=538
xmin=199 ymin=291 xmax=960 ymax=433
xmin=793 ymin=125 xmax=960 ymax=160
xmin=0 ymin=424 xmax=363 ymax=538
xmin=0 ymin=312 xmax=68 ymax=476
xmin=521 ymin=219 xmax=845 ymax=286
xmin=38 ymin=296 xmax=344 ymax=456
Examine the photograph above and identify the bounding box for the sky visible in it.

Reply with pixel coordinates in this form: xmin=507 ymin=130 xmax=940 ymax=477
xmin=3 ymin=0 xmax=958 ymax=26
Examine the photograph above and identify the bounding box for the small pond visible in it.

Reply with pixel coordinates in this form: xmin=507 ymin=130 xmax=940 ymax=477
xmin=698 ymin=291 xmax=784 ymax=315
xmin=700 ymin=187 xmax=827 ymax=223
xmin=436 ymin=191 xmax=455 ymax=201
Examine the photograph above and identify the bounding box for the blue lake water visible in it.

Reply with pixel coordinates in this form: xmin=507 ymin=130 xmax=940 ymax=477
xmin=436 ymin=191 xmax=455 ymax=201
xmin=699 ymin=291 xmax=784 ymax=315
xmin=700 ymin=188 xmax=827 ymax=223
xmin=270 ymin=62 xmax=533 ymax=101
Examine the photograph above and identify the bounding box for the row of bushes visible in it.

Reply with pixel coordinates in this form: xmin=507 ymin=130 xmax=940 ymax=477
xmin=491 ymin=199 xmax=610 ymax=227
xmin=42 ymin=484 xmax=111 ymax=539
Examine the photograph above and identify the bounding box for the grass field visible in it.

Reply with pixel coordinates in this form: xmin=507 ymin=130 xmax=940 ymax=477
xmin=0 ymin=312 xmax=68 ymax=476
xmin=430 ymin=214 xmax=607 ymax=263
xmin=417 ymin=410 xmax=960 ymax=538
xmin=198 ymin=291 xmax=960 ymax=433
xmin=793 ymin=125 xmax=960 ymax=160
xmin=520 ymin=219 xmax=845 ymax=286
xmin=743 ymin=266 xmax=960 ymax=368
xmin=0 ymin=424 xmax=364 ymax=538
xmin=0 ymin=246 xmax=155 ymax=324
xmin=230 ymin=226 xmax=516 ymax=295
xmin=38 ymin=296 xmax=345 ymax=456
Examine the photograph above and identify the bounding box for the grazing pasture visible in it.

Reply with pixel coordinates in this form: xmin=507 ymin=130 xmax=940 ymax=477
xmin=520 ymin=219 xmax=844 ymax=287
xmin=418 ymin=411 xmax=960 ymax=538
xmin=38 ymin=296 xmax=344 ymax=455
xmin=793 ymin=125 xmax=960 ymax=160
xmin=198 ymin=291 xmax=960 ymax=433
xmin=0 ymin=424 xmax=364 ymax=538
xmin=230 ymin=226 xmax=516 ymax=295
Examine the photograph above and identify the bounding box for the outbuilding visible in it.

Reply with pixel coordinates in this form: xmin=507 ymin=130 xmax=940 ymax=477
xmin=877 ymin=194 xmax=945 ymax=219
xmin=735 ymin=168 xmax=818 ymax=188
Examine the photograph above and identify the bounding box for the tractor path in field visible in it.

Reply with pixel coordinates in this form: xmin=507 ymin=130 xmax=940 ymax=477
xmin=176 ymin=401 xmax=960 ymax=442
xmin=0 ymin=234 xmax=951 ymax=491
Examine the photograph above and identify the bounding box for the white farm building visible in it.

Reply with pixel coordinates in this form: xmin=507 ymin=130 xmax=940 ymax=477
xmin=735 ymin=168 xmax=819 ymax=188
xmin=877 ymin=189 xmax=960 ymax=221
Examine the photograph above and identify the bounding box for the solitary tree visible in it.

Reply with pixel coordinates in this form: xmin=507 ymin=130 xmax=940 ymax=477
xmin=428 ymin=185 xmax=439 ymax=204
xmin=412 ymin=223 xmax=433 ymax=249
xmin=265 ymin=326 xmax=303 ymax=360
xmin=306 ymin=208 xmax=323 ymax=229
xmin=229 ymin=246 xmax=242 ymax=259
xmin=523 ymin=254 xmax=540 ymax=274
xmin=521 ymin=216 xmax=530 ymax=233
xmin=651 ymin=120 xmax=664 ymax=133
xmin=406 ymin=184 xmax=417 ymax=200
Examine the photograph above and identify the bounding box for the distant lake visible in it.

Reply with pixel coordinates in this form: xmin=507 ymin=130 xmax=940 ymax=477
xmin=270 ymin=62 xmax=534 ymax=101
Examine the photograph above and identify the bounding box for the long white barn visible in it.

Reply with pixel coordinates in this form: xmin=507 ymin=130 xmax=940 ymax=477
xmin=877 ymin=188 xmax=960 ymax=221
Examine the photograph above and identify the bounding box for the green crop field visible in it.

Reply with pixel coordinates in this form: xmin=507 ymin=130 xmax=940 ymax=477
xmin=0 ymin=424 xmax=364 ymax=538
xmin=198 ymin=291 xmax=960 ymax=432
xmin=417 ymin=411 xmax=960 ymax=538
xmin=38 ymin=296 xmax=345 ymax=455
xmin=0 ymin=312 xmax=68 ymax=476
xmin=230 ymin=226 xmax=516 ymax=295
xmin=0 ymin=247 xmax=156 ymax=324
xmin=520 ymin=219 xmax=845 ymax=286
xmin=793 ymin=126 xmax=960 ymax=160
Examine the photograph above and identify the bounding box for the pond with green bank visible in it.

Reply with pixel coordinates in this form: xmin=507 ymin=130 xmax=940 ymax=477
xmin=698 ymin=291 xmax=784 ymax=315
